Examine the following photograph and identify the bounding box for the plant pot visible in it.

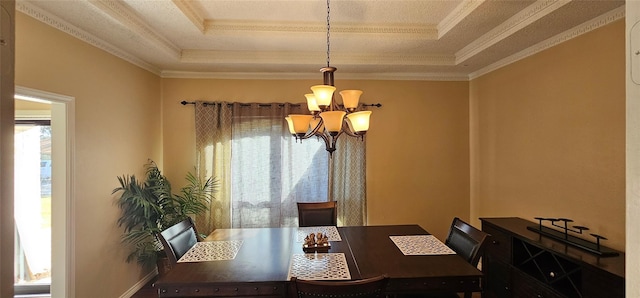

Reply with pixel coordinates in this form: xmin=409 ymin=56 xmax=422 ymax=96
xmin=156 ymin=255 xmax=172 ymax=278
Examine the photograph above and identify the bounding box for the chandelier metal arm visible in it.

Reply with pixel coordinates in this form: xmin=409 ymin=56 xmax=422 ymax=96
xmin=311 ymin=133 xmax=334 ymax=155
xmin=295 ymin=116 xmax=324 ymax=140
xmin=323 ymin=131 xmax=341 ymax=155
xmin=292 ymin=117 xmax=342 ymax=155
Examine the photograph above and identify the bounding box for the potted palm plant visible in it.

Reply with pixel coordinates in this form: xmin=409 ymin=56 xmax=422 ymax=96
xmin=112 ymin=160 xmax=218 ymax=274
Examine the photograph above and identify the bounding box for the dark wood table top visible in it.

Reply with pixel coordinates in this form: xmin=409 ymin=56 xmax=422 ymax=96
xmin=155 ymin=225 xmax=482 ymax=297
xmin=157 ymin=227 xmax=361 ymax=285
xmin=341 ymin=225 xmax=483 ymax=280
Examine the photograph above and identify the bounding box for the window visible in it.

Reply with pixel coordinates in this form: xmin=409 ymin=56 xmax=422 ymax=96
xmin=194 ymin=101 xmax=367 ymax=231
xmin=231 ymin=115 xmax=329 ymax=227
xmin=14 ymin=119 xmax=51 ymax=296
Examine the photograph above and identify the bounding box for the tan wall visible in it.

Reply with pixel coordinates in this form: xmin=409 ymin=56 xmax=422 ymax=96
xmin=470 ymin=20 xmax=625 ymax=250
xmin=161 ymin=78 xmax=470 ymax=241
xmin=16 ymin=12 xmax=162 ymax=297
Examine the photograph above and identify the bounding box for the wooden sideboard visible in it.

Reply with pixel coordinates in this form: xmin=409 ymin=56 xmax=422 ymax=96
xmin=480 ymin=217 xmax=624 ymax=298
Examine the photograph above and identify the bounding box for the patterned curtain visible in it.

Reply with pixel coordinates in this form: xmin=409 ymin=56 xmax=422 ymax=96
xmin=194 ymin=101 xmax=367 ymax=230
xmin=331 ymin=105 xmax=368 ymax=226
xmin=194 ymin=102 xmax=233 ymax=233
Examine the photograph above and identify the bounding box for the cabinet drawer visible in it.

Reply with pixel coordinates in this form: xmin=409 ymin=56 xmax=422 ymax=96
xmin=512 ymin=269 xmax=564 ymax=298
xmin=482 ymin=223 xmax=512 ymax=264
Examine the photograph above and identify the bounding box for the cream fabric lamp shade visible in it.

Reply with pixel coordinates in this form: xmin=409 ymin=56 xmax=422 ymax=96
xmin=346 ymin=111 xmax=372 ymax=133
xmin=319 ymin=111 xmax=346 ymax=134
xmin=339 ymin=90 xmax=363 ymax=110
xmin=310 ymin=85 xmax=336 ymax=108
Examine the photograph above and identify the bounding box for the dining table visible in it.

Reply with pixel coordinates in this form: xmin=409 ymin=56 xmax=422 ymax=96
xmin=154 ymin=224 xmax=483 ymax=297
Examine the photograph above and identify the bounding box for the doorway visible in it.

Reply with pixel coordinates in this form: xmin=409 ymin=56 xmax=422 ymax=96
xmin=14 ymin=86 xmax=74 ymax=298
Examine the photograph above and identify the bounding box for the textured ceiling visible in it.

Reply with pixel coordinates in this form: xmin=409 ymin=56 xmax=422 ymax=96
xmin=17 ymin=0 xmax=625 ymax=80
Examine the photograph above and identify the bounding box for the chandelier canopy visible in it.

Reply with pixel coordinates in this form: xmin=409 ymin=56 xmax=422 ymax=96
xmin=285 ymin=0 xmax=372 ymax=155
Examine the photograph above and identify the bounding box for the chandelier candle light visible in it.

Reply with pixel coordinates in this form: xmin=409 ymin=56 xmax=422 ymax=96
xmin=285 ymin=0 xmax=372 ymax=156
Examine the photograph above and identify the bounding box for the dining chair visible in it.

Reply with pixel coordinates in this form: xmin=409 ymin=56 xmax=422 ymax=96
xmin=442 ymin=217 xmax=491 ymax=298
xmin=296 ymin=201 xmax=338 ymax=227
xmin=445 ymin=217 xmax=490 ymax=268
xmin=157 ymin=217 xmax=199 ymax=266
xmin=399 ymin=218 xmax=490 ymax=298
xmin=290 ymin=275 xmax=389 ymax=298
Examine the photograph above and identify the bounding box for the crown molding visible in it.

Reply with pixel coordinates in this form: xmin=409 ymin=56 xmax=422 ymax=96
xmin=160 ymin=70 xmax=468 ymax=81
xmin=438 ymin=0 xmax=486 ymax=39
xmin=17 ymin=1 xmax=161 ymax=75
xmin=202 ymin=20 xmax=437 ymax=38
xmin=162 ymin=71 xmax=321 ymax=80
xmin=456 ymin=0 xmax=570 ymax=63
xmin=469 ymin=6 xmax=625 ymax=80
xmin=172 ymin=0 xmax=205 ymax=33
xmin=181 ymin=50 xmax=454 ymax=66
xmin=87 ymin=0 xmax=181 ymax=58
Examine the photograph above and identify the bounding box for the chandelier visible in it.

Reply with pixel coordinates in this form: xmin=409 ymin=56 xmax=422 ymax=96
xmin=285 ymin=0 xmax=372 ymax=156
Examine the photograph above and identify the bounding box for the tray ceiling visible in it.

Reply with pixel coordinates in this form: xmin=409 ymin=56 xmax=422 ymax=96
xmin=17 ymin=0 xmax=625 ymax=80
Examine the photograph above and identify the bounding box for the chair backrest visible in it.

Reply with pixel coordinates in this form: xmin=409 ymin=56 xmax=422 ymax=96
xmin=296 ymin=201 xmax=337 ymax=227
xmin=158 ymin=217 xmax=199 ymax=265
xmin=445 ymin=217 xmax=490 ymax=267
xmin=291 ymin=275 xmax=388 ymax=298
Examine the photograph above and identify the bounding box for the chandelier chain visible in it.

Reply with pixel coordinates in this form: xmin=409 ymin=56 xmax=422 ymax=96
xmin=326 ymin=0 xmax=331 ymax=67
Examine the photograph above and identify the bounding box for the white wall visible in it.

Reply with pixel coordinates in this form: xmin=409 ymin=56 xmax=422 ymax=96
xmin=626 ymin=0 xmax=640 ymax=296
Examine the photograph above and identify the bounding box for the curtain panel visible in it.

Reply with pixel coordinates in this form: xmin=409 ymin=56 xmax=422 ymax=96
xmin=194 ymin=101 xmax=367 ymax=231
xmin=331 ymin=135 xmax=367 ymax=226
xmin=194 ymin=102 xmax=233 ymax=232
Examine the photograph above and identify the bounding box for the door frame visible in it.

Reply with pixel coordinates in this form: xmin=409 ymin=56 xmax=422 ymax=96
xmin=15 ymin=86 xmax=75 ymax=298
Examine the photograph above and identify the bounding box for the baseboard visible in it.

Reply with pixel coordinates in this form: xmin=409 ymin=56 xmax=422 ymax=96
xmin=119 ymin=269 xmax=158 ymax=298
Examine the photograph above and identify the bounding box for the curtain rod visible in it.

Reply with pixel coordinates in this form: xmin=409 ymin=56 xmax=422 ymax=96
xmin=180 ymin=100 xmax=382 ymax=108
